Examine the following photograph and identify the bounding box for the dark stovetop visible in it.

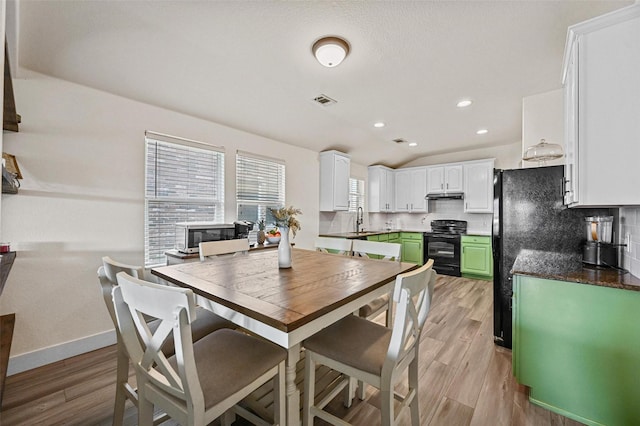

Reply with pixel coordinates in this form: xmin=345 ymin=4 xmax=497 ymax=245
xmin=429 ymin=219 xmax=467 ymax=236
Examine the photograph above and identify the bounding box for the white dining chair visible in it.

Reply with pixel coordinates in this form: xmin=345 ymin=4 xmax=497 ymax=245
xmin=314 ymin=237 xmax=353 ymax=255
xmin=352 ymin=239 xmax=402 ymax=325
xmin=112 ymin=271 xmax=287 ymax=426
xmin=199 ymin=239 xmax=250 ymax=261
xmin=97 ymin=256 xmax=232 ymax=426
xmin=303 ymin=259 xmax=436 ymax=426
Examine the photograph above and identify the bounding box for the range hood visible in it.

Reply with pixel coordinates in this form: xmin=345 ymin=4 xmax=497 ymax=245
xmin=425 ymin=192 xmax=464 ymax=200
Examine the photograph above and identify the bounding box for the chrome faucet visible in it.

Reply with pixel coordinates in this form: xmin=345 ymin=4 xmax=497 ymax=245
xmin=356 ymin=206 xmax=364 ymax=233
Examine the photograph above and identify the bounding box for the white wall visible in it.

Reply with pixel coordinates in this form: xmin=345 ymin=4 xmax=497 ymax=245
xmin=0 ymin=71 xmax=320 ymax=374
xmin=401 ymin=141 xmax=522 ymax=170
xmin=521 ymin=89 xmax=564 ymax=168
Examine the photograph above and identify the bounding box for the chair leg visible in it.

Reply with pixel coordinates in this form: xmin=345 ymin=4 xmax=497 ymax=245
xmin=274 ymin=362 xmax=285 ymax=426
xmin=409 ymin=358 xmax=420 ymax=426
xmin=385 ymin=299 xmax=393 ymax=327
xmin=344 ymin=377 xmax=356 ymax=408
xmin=380 ymin=389 xmax=394 ymax=426
xmin=137 ymin=381 xmax=154 ymax=426
xmin=357 ymin=379 xmax=366 ymax=400
xmin=221 ymin=410 xmax=236 ymax=426
xmin=303 ymin=353 xmax=316 ymax=426
xmin=112 ymin=341 xmax=130 ymax=426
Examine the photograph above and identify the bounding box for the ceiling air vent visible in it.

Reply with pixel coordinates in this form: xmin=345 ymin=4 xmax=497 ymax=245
xmin=392 ymin=138 xmax=407 ymax=144
xmin=313 ymin=94 xmax=337 ymax=106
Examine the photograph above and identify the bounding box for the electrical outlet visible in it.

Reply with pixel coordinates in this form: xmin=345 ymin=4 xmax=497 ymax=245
xmin=625 ymin=233 xmax=632 ymax=253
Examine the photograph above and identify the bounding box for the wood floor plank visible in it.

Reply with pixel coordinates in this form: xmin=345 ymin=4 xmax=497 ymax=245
xmin=512 ymin=382 xmax=552 ymax=426
xmin=469 ymin=347 xmax=517 ymax=426
xmin=417 ymin=360 xmax=459 ymax=425
xmin=445 ymin=315 xmax=494 ymax=407
xmin=428 ymin=396 xmax=475 ymax=426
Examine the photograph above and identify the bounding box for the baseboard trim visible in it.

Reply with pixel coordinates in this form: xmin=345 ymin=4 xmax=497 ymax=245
xmin=6 ymin=329 xmax=116 ymax=376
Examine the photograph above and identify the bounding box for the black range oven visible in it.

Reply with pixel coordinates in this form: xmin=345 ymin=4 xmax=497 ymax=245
xmin=423 ymin=220 xmax=467 ymax=277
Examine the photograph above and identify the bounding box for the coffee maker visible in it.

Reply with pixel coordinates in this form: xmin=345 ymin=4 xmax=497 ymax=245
xmin=582 ymin=216 xmax=618 ymax=267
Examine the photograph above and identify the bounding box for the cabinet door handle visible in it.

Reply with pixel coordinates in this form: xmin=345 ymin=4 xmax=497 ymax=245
xmin=446 ymin=183 xmax=449 ymax=190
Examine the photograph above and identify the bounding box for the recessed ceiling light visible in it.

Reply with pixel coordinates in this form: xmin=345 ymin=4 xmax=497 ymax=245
xmin=373 ymin=122 xmax=385 ymax=128
xmin=457 ymin=99 xmax=473 ymax=108
xmin=476 ymin=129 xmax=489 ymax=135
xmin=408 ymin=142 xmax=418 ymax=147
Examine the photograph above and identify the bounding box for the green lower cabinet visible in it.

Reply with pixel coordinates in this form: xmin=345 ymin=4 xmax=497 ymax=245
xmin=513 ymin=275 xmax=640 ymax=426
xmin=400 ymin=232 xmax=423 ymax=265
xmin=461 ymin=235 xmax=492 ymax=280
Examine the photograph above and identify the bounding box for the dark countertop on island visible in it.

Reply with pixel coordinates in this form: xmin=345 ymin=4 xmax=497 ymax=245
xmin=512 ymin=249 xmax=640 ymax=291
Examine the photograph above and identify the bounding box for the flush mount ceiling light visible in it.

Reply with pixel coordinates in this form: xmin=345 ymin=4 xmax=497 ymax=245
xmin=373 ymin=122 xmax=385 ymax=128
xmin=312 ymin=36 xmax=350 ymax=67
xmin=408 ymin=142 xmax=418 ymax=147
xmin=457 ymin=99 xmax=473 ymax=108
xmin=523 ymin=139 xmax=564 ymax=165
xmin=476 ymin=129 xmax=489 ymax=135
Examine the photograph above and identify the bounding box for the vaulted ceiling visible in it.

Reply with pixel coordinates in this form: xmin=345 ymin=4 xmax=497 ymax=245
xmin=13 ymin=0 xmax=631 ymax=167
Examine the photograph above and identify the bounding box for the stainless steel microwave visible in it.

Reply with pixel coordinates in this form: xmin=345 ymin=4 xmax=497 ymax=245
xmin=175 ymin=222 xmax=236 ymax=253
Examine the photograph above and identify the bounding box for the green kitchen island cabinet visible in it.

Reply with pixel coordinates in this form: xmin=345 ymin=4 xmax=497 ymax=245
xmin=461 ymin=235 xmax=492 ymax=279
xmin=513 ymin=272 xmax=640 ymax=426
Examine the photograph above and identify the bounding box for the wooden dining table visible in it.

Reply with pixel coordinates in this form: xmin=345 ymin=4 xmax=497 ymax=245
xmin=151 ymin=248 xmax=418 ymax=426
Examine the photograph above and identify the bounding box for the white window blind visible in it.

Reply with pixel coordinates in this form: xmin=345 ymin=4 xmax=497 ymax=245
xmin=145 ymin=135 xmax=225 ymax=267
xmin=349 ymin=178 xmax=365 ymax=212
xmin=236 ymin=151 xmax=285 ymax=227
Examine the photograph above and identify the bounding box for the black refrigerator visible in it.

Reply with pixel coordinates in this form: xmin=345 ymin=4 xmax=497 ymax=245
xmin=492 ymin=166 xmax=612 ymax=348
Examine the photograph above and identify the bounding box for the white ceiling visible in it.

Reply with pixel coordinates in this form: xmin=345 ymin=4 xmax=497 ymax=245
xmin=13 ymin=0 xmax=631 ymax=167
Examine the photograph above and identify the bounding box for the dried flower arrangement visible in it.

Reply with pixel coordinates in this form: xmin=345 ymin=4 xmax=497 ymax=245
xmin=269 ymin=206 xmax=302 ymax=237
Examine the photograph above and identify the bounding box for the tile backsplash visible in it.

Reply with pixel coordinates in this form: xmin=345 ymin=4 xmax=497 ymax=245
xmin=319 ymin=199 xmax=492 ymax=235
xmin=620 ymin=207 xmax=640 ymax=278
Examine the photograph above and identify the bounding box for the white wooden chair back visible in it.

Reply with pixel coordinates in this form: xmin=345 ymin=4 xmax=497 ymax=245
xmin=199 ymin=239 xmax=250 ymax=261
xmin=352 ymin=239 xmax=401 ymax=262
xmin=98 ymin=257 xmax=144 ymax=332
xmin=113 ymin=272 xmax=202 ymax=412
xmin=384 ymin=259 xmax=435 ymax=376
xmin=314 ymin=237 xmax=353 ymax=255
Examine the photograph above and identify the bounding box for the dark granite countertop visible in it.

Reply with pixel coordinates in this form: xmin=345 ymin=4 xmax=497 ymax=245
xmin=512 ymin=249 xmax=640 ymax=291
xmin=319 ymin=230 xmax=404 ymax=239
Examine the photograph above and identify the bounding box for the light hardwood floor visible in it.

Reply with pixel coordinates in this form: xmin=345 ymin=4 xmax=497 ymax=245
xmin=0 ymin=275 xmax=583 ymax=426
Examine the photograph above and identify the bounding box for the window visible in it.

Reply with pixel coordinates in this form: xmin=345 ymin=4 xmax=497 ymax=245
xmin=236 ymin=151 xmax=285 ymax=227
xmin=349 ymin=178 xmax=365 ymax=212
xmin=145 ymin=133 xmax=224 ymax=267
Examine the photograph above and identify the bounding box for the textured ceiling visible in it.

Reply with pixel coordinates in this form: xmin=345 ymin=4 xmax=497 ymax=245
xmin=14 ymin=0 xmax=631 ymax=167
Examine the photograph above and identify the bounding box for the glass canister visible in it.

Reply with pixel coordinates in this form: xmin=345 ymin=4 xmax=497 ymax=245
xmin=584 ymin=216 xmax=613 ymax=243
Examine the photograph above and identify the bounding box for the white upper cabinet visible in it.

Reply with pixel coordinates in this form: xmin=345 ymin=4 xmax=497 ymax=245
xmin=395 ymin=167 xmax=427 ymax=213
xmin=319 ymin=151 xmax=350 ymax=211
xmin=368 ymin=165 xmax=395 ymax=212
xmin=463 ymin=159 xmax=495 ymax=213
xmin=562 ymin=4 xmax=640 ymax=207
xmin=426 ymin=164 xmax=463 ymax=194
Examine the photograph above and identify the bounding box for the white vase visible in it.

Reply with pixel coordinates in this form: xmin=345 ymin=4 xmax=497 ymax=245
xmin=278 ymin=226 xmax=292 ymax=268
